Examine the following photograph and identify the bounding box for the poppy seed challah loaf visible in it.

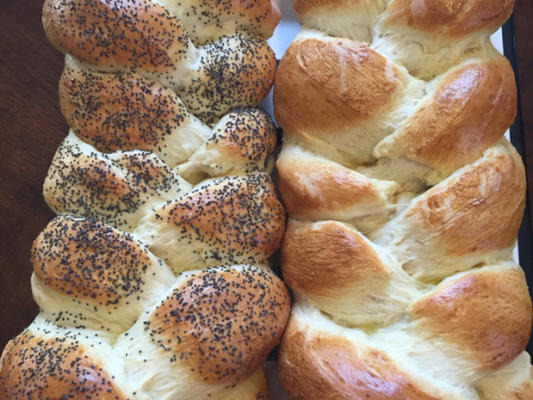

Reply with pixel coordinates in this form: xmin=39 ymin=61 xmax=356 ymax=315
xmin=274 ymin=0 xmax=533 ymax=398
xmin=0 ymin=0 xmax=291 ymax=399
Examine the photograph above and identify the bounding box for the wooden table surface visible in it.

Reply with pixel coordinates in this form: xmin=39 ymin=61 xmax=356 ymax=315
xmin=1 ymin=1 xmax=532 ymax=350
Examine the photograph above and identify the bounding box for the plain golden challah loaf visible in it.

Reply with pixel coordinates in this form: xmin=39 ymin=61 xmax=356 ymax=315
xmin=0 ymin=0 xmax=291 ymax=398
xmin=274 ymin=0 xmax=533 ymax=398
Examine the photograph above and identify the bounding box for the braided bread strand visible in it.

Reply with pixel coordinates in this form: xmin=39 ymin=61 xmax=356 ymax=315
xmin=274 ymin=0 xmax=533 ymax=398
xmin=0 ymin=0 xmax=291 ymax=398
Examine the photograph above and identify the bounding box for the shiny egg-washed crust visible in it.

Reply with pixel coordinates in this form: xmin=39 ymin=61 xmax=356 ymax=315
xmin=384 ymin=0 xmax=514 ymax=37
xmin=160 ymin=175 xmax=284 ymax=259
xmin=292 ymin=0 xmax=514 ymax=39
xmin=179 ymin=34 xmax=276 ymax=124
xmin=0 ymin=331 xmax=125 ymax=400
xmin=276 ymin=37 xmax=517 ymax=178
xmin=29 ymin=215 xmax=176 ymax=335
xmin=43 ymin=0 xmax=278 ymax=124
xmin=177 ymin=108 xmax=278 ymax=182
xmin=278 ymin=272 xmax=533 ymax=399
xmin=277 ymin=149 xmax=384 ymax=218
xmin=2 ymin=0 xmax=287 ymax=397
xmin=278 ymin=325 xmax=438 ymax=400
xmin=147 ymin=266 xmax=290 ymax=384
xmin=375 ymin=57 xmax=517 ymax=177
xmin=43 ymin=0 xmax=189 ymax=73
xmin=43 ymin=135 xmax=189 ymax=231
xmin=289 ymin=0 xmax=516 ymax=80
xmin=274 ymin=38 xmax=404 ymax=137
xmin=138 ymin=173 xmax=286 ymax=271
xmin=274 ymin=0 xmax=532 ymax=397
xmin=405 ymin=142 xmax=525 ymax=258
xmin=59 ymin=58 xmax=277 ymax=171
xmin=281 ymin=220 xmax=387 ymax=297
xmin=207 ymin=110 xmax=277 ymax=168
xmin=158 ymin=0 xmax=280 ymax=45
xmin=59 ymin=64 xmax=190 ymax=154
xmin=281 ymin=219 xmax=418 ymax=328
xmin=31 ymin=216 xmax=155 ymax=307
xmin=292 ymin=0 xmax=372 ymax=15
xmin=409 ymin=266 xmax=532 ymax=371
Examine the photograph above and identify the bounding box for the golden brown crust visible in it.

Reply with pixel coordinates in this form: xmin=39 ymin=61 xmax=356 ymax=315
xmin=31 ymin=216 xmax=154 ymax=307
xmin=176 ymin=109 xmax=277 ymax=183
xmin=44 ymin=137 xmax=186 ymax=230
xmin=179 ymin=35 xmax=276 ymax=124
xmin=407 ymin=143 xmax=525 ymax=256
xmin=277 ymin=322 xmax=438 ymax=400
xmin=292 ymin=0 xmax=355 ymax=15
xmin=46 ymin=151 xmax=135 ymax=212
xmin=281 ymin=220 xmax=388 ymax=296
xmin=274 ymin=38 xmax=403 ymax=137
xmin=238 ymin=0 xmax=280 ymax=37
xmin=376 ymin=57 xmax=516 ymax=176
xmin=44 ymin=1 xmax=278 ymax=125
xmin=146 ymin=266 xmax=290 ymax=384
xmin=410 ymin=266 xmax=532 ymax=371
xmin=213 ymin=109 xmax=277 ymax=167
xmin=385 ymin=0 xmax=515 ymax=37
xmin=0 ymin=331 xmax=125 ymax=400
xmin=42 ymin=0 xmax=188 ymax=72
xmin=277 ymin=150 xmax=380 ymax=218
xmin=163 ymin=0 xmax=280 ymax=43
xmin=59 ymin=64 xmax=188 ymax=154
xmin=242 ymin=0 xmax=280 ymax=37
xmin=273 ymin=0 xmax=528 ymax=396
xmin=152 ymin=174 xmax=285 ymax=264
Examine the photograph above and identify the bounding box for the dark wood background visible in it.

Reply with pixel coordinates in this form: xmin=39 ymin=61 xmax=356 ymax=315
xmin=1 ymin=0 xmax=532 ymax=350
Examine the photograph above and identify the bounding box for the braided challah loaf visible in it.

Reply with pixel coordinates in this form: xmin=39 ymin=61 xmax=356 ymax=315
xmin=0 ymin=0 xmax=291 ymax=398
xmin=43 ymin=0 xmax=279 ymax=124
xmin=274 ymin=1 xmax=533 ymax=399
